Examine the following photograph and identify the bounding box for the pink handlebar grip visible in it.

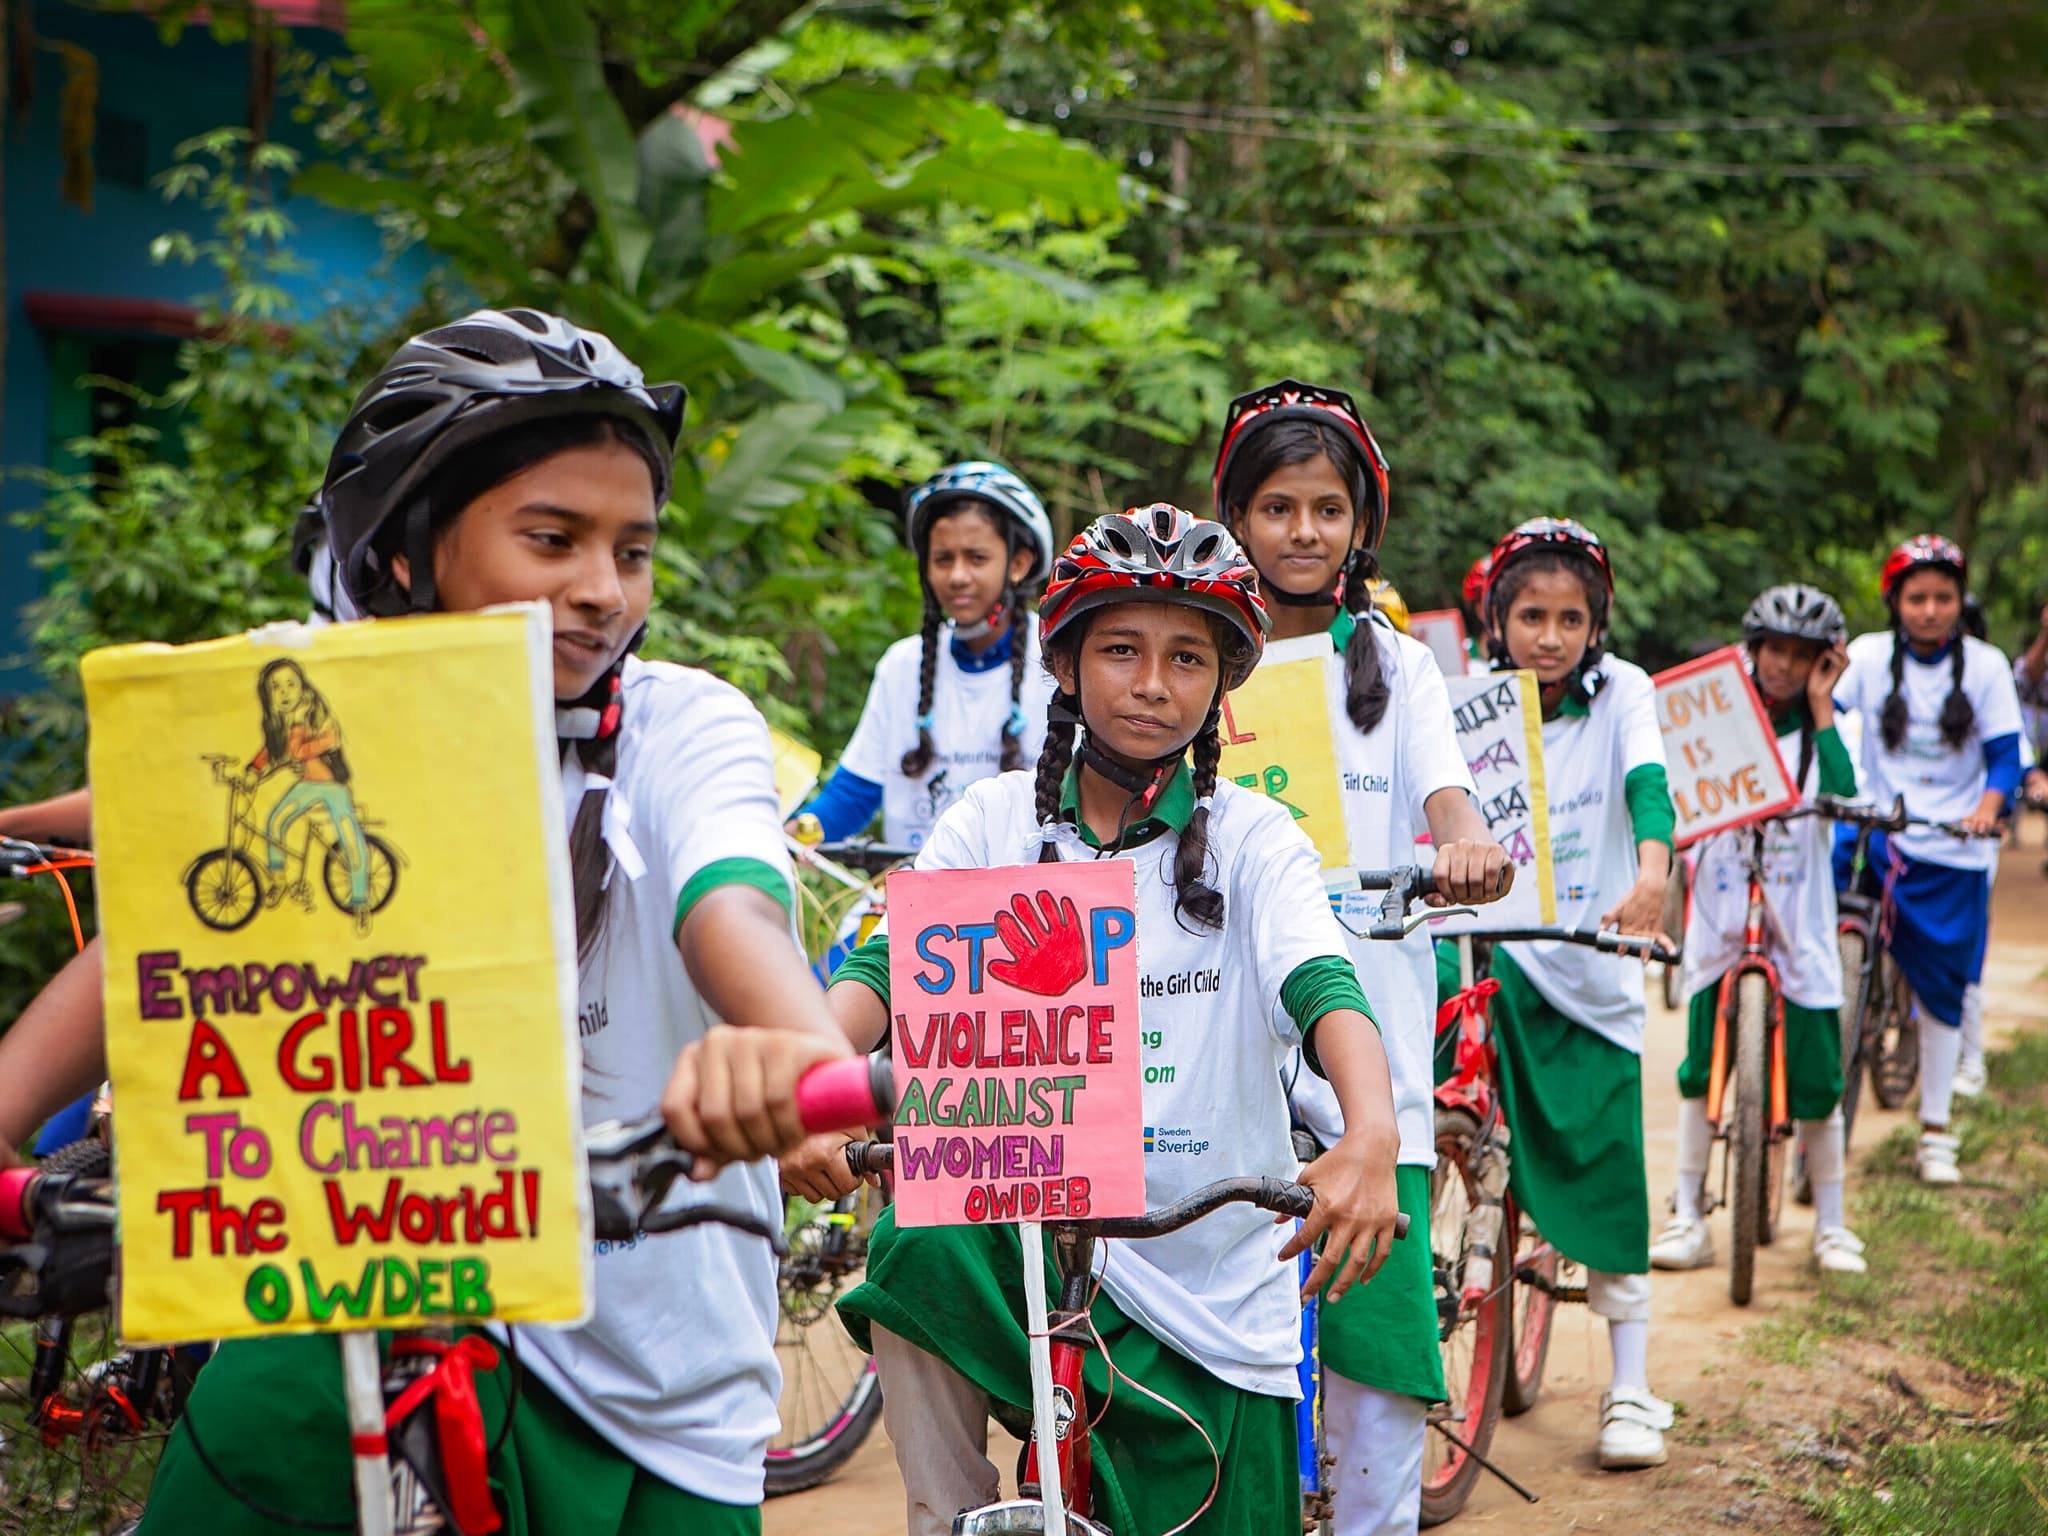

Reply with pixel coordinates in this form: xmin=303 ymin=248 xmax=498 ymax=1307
xmin=0 ymin=1168 xmax=37 ymax=1243
xmin=795 ymin=1054 xmax=895 ymax=1135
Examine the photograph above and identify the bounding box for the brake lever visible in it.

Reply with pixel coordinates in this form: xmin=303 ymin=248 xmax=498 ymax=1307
xmin=1368 ymin=904 xmax=1478 ymax=941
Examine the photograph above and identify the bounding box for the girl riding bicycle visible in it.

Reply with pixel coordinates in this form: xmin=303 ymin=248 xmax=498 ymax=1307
xmin=1651 ymin=585 xmax=1867 ymax=1277
xmin=0 ymin=307 xmax=854 ymax=1535
xmin=794 ymin=462 xmax=1056 ymax=849
xmin=1833 ymin=535 xmax=2024 ymax=1185
xmin=243 ymin=658 xmax=373 ymax=913
xmin=787 ymin=505 xmax=1403 ymax=1536
xmin=1473 ymin=516 xmax=1676 ymax=1471
xmin=1213 ymin=379 xmax=1511 ymax=1536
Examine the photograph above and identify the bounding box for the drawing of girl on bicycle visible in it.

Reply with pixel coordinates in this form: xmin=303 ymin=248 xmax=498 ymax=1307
xmin=244 ymin=659 xmax=371 ymax=913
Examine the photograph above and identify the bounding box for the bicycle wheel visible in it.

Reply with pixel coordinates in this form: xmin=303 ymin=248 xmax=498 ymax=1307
xmin=324 ymin=834 xmax=399 ymax=917
xmin=1729 ymin=974 xmax=1770 ymax=1307
xmin=1869 ymin=954 xmax=1918 ymax=1110
xmin=1501 ymin=1193 xmax=1556 ymax=1417
xmin=1418 ymin=1109 xmax=1509 ymax=1528
xmin=766 ymin=1184 xmax=888 ymax=1496
xmin=183 ymin=849 xmax=261 ymax=932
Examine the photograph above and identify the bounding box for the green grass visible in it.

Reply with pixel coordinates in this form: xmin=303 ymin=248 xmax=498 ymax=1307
xmin=1818 ymin=1439 xmax=2048 ymax=1534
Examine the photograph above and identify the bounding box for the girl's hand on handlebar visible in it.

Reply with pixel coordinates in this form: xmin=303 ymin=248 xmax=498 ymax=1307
xmin=1599 ymin=874 xmax=1670 ymax=958
xmin=1280 ymin=1128 xmax=1400 ymax=1304
xmin=662 ymin=1024 xmax=854 ymax=1181
xmin=779 ymin=1131 xmax=870 ymax=1203
xmin=1430 ymin=840 xmax=1513 ymax=908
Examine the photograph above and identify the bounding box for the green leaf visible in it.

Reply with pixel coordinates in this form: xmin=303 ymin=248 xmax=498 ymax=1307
xmin=699 ymin=402 xmax=891 ymax=538
xmin=637 ymin=111 xmax=715 ymax=286
xmin=498 ymin=0 xmax=653 ymax=293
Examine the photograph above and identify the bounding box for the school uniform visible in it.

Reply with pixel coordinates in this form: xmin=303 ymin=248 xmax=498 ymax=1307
xmin=141 ymin=659 xmax=795 ymax=1535
xmin=833 ymin=764 xmax=1376 ymax=1535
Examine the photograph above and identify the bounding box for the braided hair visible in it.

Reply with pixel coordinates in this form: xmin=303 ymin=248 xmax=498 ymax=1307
xmin=1880 ymin=592 xmax=1975 ymax=753
xmin=901 ymin=500 xmax=1029 ymax=778
xmin=1218 ymin=418 xmax=1391 ymax=733
xmin=1034 ymin=621 xmax=1231 ymax=933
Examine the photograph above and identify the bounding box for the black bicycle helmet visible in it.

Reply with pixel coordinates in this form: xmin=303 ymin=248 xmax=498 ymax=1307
xmin=323 ymin=308 xmax=686 ymax=619
xmin=1741 ymin=583 xmax=1847 ymax=647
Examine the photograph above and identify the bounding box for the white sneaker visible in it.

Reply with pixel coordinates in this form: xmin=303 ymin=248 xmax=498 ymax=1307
xmin=1598 ymin=1386 xmax=1673 ymax=1469
xmin=1953 ymin=1056 xmax=1987 ymax=1099
xmin=1648 ymin=1215 xmax=1714 ymax=1271
xmin=1916 ymin=1131 xmax=1962 ymax=1185
xmin=1813 ymin=1226 xmax=1868 ymax=1275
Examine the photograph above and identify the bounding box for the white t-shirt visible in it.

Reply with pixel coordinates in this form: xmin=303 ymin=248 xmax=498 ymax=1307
xmin=514 ymin=657 xmax=792 ymax=1505
xmin=907 ymin=771 xmax=1365 ymax=1398
xmin=1836 ymin=633 xmax=2023 ymax=872
xmin=836 ymin=619 xmax=1054 ymax=849
xmin=1684 ymin=715 xmax=1850 ymax=1010
xmin=1269 ymin=620 xmax=1476 ymax=1167
xmin=1503 ymin=657 xmax=1665 ymax=1054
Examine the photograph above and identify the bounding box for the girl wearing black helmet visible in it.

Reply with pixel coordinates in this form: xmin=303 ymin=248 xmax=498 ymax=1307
xmin=785 ymin=506 xmax=1402 ymax=1536
xmin=0 ymin=307 xmax=853 ymax=1535
xmin=1834 ymin=537 xmax=2024 ymax=1184
xmin=1653 ymin=586 xmax=1866 ymax=1278
xmin=1213 ymin=380 xmax=1512 ymax=1536
xmin=795 ymin=461 xmax=1056 ymax=850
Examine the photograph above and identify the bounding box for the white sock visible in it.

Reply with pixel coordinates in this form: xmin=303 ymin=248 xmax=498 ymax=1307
xmin=1608 ymin=1317 xmax=1650 ymax=1393
xmin=1960 ymin=983 xmax=1985 ymax=1067
xmin=1322 ymin=1371 xmax=1427 ymax=1536
xmin=1918 ymin=1008 xmax=1963 ymax=1129
xmin=1674 ymin=1096 xmax=1712 ymax=1223
xmin=1799 ymin=1113 xmax=1846 ymax=1231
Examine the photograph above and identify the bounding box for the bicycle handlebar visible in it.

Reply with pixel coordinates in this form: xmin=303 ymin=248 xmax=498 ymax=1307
xmin=0 ymin=837 xmax=91 ymax=881
xmin=808 ymin=838 xmax=919 ymax=874
xmin=840 ymin=1143 xmax=1409 ymax=1241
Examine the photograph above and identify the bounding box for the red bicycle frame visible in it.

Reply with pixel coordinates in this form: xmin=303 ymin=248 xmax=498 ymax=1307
xmin=1022 ymin=1230 xmax=1100 ymax=1522
xmin=1703 ymin=856 xmax=1790 ymax=1136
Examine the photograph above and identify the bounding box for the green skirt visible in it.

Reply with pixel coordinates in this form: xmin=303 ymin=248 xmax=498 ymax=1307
xmin=1678 ymin=979 xmax=1843 ymax=1121
xmin=1317 ymin=1165 xmax=1445 ymax=1402
xmin=139 ymin=1332 xmax=758 ymax=1536
xmin=1488 ymin=950 xmax=1649 ymax=1275
xmin=839 ymin=1213 xmax=1296 ymax=1535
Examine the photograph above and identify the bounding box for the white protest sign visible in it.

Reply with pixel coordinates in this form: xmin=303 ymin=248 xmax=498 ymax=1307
xmin=1652 ymin=646 xmax=1799 ymax=850
xmin=1408 ymin=609 xmax=1472 ymax=680
xmin=1423 ymin=670 xmax=1557 ymax=934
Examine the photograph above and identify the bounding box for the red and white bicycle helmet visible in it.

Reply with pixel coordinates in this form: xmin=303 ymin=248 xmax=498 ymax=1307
xmin=1481 ymin=517 xmax=1614 ymax=614
xmin=1211 ymin=379 xmax=1391 ymax=553
xmin=1040 ymin=504 xmax=1269 ymax=688
xmin=1879 ymin=533 xmax=1966 ymax=600
xmin=1461 ymin=550 xmax=1494 ymax=609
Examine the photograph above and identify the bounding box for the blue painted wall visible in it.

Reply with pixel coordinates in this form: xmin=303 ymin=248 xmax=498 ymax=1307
xmin=0 ymin=2 xmax=425 ymax=695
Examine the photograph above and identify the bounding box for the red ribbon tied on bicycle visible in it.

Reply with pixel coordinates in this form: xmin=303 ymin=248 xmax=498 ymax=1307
xmin=1435 ymin=979 xmax=1501 ymax=1101
xmin=384 ymin=1335 xmax=503 ymax=1535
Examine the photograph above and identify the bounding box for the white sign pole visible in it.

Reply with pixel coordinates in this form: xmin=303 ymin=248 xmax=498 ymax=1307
xmin=1019 ymin=1217 xmax=1067 ymax=1529
xmin=341 ymin=1330 xmax=394 ymax=1536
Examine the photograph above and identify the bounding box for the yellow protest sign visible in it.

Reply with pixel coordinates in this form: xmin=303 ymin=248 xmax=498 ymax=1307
xmin=84 ymin=606 xmax=589 ymax=1345
xmin=1216 ymin=656 xmax=1348 ymax=868
xmin=770 ymin=727 xmax=823 ymax=819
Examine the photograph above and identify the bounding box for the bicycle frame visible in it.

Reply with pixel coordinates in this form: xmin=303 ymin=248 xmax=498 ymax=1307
xmin=1703 ymin=827 xmax=1791 ymax=1139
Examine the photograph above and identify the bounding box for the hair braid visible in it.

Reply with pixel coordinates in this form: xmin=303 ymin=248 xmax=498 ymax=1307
xmin=1339 ymin=549 xmax=1392 ymax=734
xmin=900 ymin=592 xmax=943 ymax=778
xmin=1171 ymin=714 xmax=1227 ymax=932
xmin=1879 ymin=617 xmax=1911 ymax=752
xmin=1939 ymin=630 xmax=1977 ymax=748
xmin=1001 ymin=586 xmax=1031 ymax=772
xmin=1032 ymin=695 xmax=1079 ymax=856
xmin=566 ymin=671 xmax=624 ymax=965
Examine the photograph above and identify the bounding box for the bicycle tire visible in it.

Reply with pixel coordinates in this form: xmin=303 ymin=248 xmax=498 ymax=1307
xmin=184 ymin=849 xmax=261 ymax=932
xmin=1836 ymin=924 xmax=1873 ymax=1151
xmin=765 ymin=1187 xmax=889 ymax=1496
xmin=1869 ymin=954 xmax=1918 ymax=1110
xmin=1730 ymin=974 xmax=1769 ymax=1307
xmin=1501 ymin=1194 xmax=1556 ymax=1417
xmin=1418 ymin=1110 xmax=1509 ymax=1528
xmin=323 ymin=834 xmax=399 ymax=917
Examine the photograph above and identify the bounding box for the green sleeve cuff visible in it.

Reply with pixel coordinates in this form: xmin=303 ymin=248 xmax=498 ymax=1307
xmin=1814 ymin=725 xmax=1857 ymax=800
xmin=830 ymin=934 xmax=892 ymax=1004
xmin=1282 ymin=954 xmax=1377 ymax=1078
xmin=672 ymin=857 xmax=793 ymax=934
xmin=1623 ymin=762 xmax=1677 ymax=850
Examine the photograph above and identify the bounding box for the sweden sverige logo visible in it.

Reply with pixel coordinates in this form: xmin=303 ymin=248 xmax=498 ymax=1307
xmin=1143 ymin=1126 xmax=1155 ymax=1152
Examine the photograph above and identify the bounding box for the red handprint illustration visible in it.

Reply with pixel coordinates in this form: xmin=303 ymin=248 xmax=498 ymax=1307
xmin=988 ymin=890 xmax=1088 ymax=997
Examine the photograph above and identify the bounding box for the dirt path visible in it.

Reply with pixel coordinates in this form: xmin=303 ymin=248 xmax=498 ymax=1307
xmin=766 ymin=824 xmax=2048 ymax=1536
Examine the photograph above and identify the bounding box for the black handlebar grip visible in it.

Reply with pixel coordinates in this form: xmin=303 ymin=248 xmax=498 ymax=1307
xmin=844 ymin=1140 xmax=895 ymax=1179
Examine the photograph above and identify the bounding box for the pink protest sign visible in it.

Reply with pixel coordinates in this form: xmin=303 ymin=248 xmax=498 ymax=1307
xmin=885 ymin=860 xmax=1145 ymax=1228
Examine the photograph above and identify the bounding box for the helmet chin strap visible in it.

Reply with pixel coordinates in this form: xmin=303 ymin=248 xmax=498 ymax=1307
xmin=953 ymin=594 xmax=1008 ymax=642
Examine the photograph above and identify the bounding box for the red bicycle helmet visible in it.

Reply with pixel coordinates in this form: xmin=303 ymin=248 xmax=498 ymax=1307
xmin=1211 ymin=379 xmax=1391 ymax=552
xmin=1041 ymin=504 xmax=1269 ymax=688
xmin=1481 ymin=517 xmax=1614 ymax=612
xmin=1879 ymin=533 xmax=1966 ymax=600
xmin=1461 ymin=550 xmax=1494 ymax=609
